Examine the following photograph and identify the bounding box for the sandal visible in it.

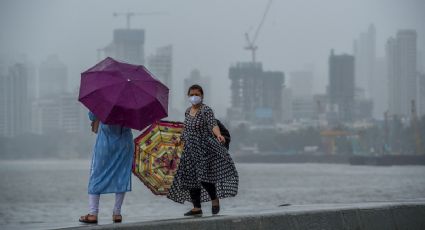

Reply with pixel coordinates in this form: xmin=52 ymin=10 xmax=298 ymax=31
xmin=212 ymin=205 xmax=220 ymax=215
xmin=79 ymin=214 xmax=98 ymax=224
xmin=112 ymin=214 xmax=122 ymax=223
xmin=184 ymin=209 xmax=203 ymax=217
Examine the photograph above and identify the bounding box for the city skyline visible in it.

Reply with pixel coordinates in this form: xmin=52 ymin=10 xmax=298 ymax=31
xmin=2 ymin=3 xmax=425 ymax=229
xmin=1 ymin=0 xmax=424 ymax=116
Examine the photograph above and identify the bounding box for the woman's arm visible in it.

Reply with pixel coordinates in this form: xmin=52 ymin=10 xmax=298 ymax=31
xmin=212 ymin=125 xmax=225 ymax=143
xmin=88 ymin=111 xmax=99 ymax=134
xmin=204 ymin=106 xmax=225 ymax=143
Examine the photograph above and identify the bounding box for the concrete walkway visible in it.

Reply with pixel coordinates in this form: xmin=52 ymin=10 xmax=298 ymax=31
xmin=59 ymin=201 xmax=425 ymax=230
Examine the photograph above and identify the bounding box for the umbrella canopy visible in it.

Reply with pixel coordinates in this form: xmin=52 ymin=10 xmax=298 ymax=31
xmin=78 ymin=57 xmax=169 ymax=130
xmin=133 ymin=120 xmax=184 ymax=195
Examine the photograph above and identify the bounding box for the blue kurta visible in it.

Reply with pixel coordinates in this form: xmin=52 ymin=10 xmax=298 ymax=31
xmin=88 ymin=112 xmax=134 ymax=194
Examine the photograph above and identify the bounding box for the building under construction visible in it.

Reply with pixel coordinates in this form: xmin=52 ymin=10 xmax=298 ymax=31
xmin=103 ymin=29 xmax=145 ymax=65
xmin=226 ymin=0 xmax=284 ymax=124
xmin=228 ymin=62 xmax=284 ymax=124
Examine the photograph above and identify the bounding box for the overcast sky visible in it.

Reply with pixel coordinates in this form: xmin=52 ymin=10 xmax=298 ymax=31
xmin=1 ymin=0 xmax=424 ymax=116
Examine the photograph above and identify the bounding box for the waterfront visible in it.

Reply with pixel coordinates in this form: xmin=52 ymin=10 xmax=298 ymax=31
xmin=1 ymin=160 xmax=425 ymax=229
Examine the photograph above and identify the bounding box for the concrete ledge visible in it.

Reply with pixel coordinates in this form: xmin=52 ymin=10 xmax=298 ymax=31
xmin=61 ymin=201 xmax=425 ymax=230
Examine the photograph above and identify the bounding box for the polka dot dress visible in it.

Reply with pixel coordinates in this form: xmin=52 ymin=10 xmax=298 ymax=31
xmin=167 ymin=104 xmax=239 ymax=203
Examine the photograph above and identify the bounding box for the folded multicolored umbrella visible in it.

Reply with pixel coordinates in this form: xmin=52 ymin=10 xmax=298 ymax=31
xmin=133 ymin=120 xmax=184 ymax=195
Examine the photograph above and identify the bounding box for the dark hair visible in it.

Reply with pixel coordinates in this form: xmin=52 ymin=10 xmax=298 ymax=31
xmin=187 ymin=84 xmax=204 ymax=96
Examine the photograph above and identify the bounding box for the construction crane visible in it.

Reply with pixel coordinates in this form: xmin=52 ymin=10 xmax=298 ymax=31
xmin=113 ymin=11 xmax=165 ymax=29
xmin=244 ymin=0 xmax=273 ymax=63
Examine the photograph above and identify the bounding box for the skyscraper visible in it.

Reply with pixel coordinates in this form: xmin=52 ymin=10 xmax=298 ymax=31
xmin=31 ymin=93 xmax=88 ymax=134
xmin=328 ymin=50 xmax=355 ymax=122
xmin=31 ymin=98 xmax=61 ymax=134
xmin=372 ymin=57 xmax=388 ymax=119
xmin=354 ymin=24 xmax=376 ymax=98
xmin=19 ymin=56 xmax=37 ymax=100
xmin=281 ymin=87 xmax=292 ymax=122
xmin=39 ymin=55 xmax=68 ymax=98
xmin=0 ymin=58 xmax=6 ymax=136
xmin=386 ymin=30 xmax=417 ymax=117
xmin=354 ymin=88 xmax=374 ymax=121
xmin=292 ymin=96 xmax=315 ymax=120
xmin=228 ymin=62 xmax=284 ymax=124
xmin=418 ymin=51 xmax=424 ymax=74
xmin=148 ymin=45 xmax=172 ymax=88
xmin=0 ymin=63 xmax=30 ymax=137
xmin=104 ymin=29 xmax=145 ymax=65
xmin=419 ymin=73 xmax=425 ymax=116
xmin=289 ymin=70 xmax=315 ymax=121
xmin=419 ymin=51 xmax=425 ymax=116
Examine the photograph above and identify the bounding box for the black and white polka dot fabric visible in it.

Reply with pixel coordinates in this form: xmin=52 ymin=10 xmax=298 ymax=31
xmin=167 ymin=104 xmax=239 ymax=203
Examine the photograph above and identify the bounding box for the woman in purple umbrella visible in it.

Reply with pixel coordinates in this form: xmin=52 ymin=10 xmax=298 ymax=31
xmin=78 ymin=57 xmax=169 ymax=223
xmin=78 ymin=112 xmax=134 ymax=224
xmin=167 ymin=84 xmax=239 ymax=216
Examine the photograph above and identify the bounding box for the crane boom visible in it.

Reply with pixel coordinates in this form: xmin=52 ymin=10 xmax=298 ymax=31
xmin=113 ymin=12 xmax=166 ymax=29
xmin=244 ymin=0 xmax=273 ymax=63
xmin=252 ymin=0 xmax=273 ymax=45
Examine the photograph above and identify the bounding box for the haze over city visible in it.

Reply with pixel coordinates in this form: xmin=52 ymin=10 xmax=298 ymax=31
xmin=2 ymin=1 xmax=425 ymax=229
xmin=1 ymin=0 xmax=424 ymax=116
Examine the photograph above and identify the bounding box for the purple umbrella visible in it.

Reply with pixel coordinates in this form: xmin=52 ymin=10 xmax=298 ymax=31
xmin=78 ymin=57 xmax=169 ymax=130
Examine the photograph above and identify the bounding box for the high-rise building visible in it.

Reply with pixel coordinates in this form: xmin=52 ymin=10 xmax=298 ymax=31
xmin=18 ymin=56 xmax=37 ymax=100
xmin=386 ymin=30 xmax=417 ymax=117
xmin=372 ymin=57 xmax=388 ymax=119
xmin=314 ymin=94 xmax=329 ymax=127
xmin=31 ymin=93 xmax=88 ymax=134
xmin=418 ymin=73 xmax=425 ymax=116
xmin=104 ymin=29 xmax=145 ymax=65
xmin=148 ymin=45 xmax=172 ymax=87
xmin=228 ymin=62 xmax=284 ymax=124
xmin=148 ymin=45 xmax=172 ymax=113
xmin=419 ymin=51 xmax=425 ymax=116
xmin=354 ymin=24 xmax=376 ymax=98
xmin=0 ymin=62 xmax=7 ymax=137
xmin=289 ymin=70 xmax=316 ymax=121
xmin=0 ymin=57 xmax=6 ymax=75
xmin=0 ymin=63 xmax=30 ymax=137
xmin=39 ymin=55 xmax=68 ymax=98
xmin=328 ymin=50 xmax=355 ymax=122
xmin=60 ymin=94 xmax=88 ymax=134
xmin=31 ymin=99 xmax=61 ymax=134
xmin=281 ymin=88 xmax=292 ymax=122
xmin=292 ymin=96 xmax=315 ymax=120
xmin=386 ymin=38 xmax=400 ymax=116
xmin=418 ymin=51 xmax=424 ymax=74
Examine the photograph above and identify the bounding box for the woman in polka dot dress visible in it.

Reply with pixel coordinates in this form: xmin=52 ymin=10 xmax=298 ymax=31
xmin=167 ymin=84 xmax=239 ymax=217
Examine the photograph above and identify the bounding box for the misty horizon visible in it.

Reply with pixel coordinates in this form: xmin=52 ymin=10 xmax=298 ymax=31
xmin=1 ymin=0 xmax=424 ymax=117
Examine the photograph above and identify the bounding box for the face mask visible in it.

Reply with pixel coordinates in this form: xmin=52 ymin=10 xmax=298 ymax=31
xmin=189 ymin=96 xmax=202 ymax=105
